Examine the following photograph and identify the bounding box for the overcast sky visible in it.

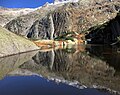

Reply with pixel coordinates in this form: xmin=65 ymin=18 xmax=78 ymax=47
xmin=0 ymin=0 xmax=54 ymax=8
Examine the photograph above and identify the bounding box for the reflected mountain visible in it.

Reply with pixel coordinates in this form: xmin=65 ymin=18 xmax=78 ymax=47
xmin=86 ymin=45 xmax=120 ymax=72
xmin=18 ymin=45 xmax=120 ymax=92
xmin=0 ymin=51 xmax=38 ymax=79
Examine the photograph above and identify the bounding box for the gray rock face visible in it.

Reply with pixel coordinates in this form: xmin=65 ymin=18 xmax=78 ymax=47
xmin=0 ymin=7 xmax=35 ymax=26
xmin=5 ymin=12 xmax=40 ymax=36
xmin=0 ymin=26 xmax=39 ymax=57
xmin=5 ymin=0 xmax=120 ymax=40
xmin=27 ymin=10 xmax=70 ymax=39
xmin=5 ymin=4 xmax=63 ymax=37
xmin=27 ymin=1 xmax=120 ymax=39
xmin=27 ymin=16 xmax=52 ymax=39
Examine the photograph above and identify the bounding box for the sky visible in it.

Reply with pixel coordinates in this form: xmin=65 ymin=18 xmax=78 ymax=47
xmin=0 ymin=0 xmax=54 ymax=8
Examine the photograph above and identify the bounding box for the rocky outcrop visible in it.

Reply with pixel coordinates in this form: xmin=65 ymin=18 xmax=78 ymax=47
xmin=5 ymin=4 xmax=64 ymax=37
xmin=0 ymin=26 xmax=39 ymax=57
xmin=5 ymin=0 xmax=120 ymax=40
xmin=86 ymin=12 xmax=120 ymax=44
xmin=0 ymin=7 xmax=36 ymax=26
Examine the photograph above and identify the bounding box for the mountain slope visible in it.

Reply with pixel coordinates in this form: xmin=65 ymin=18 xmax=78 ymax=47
xmin=0 ymin=26 xmax=39 ymax=57
xmin=0 ymin=7 xmax=36 ymax=26
xmin=5 ymin=0 xmax=120 ymax=40
xmin=26 ymin=0 xmax=120 ymax=39
xmin=5 ymin=3 xmax=64 ymax=36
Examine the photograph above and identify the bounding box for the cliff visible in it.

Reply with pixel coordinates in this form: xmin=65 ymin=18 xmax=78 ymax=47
xmin=5 ymin=0 xmax=120 ymax=40
xmin=4 ymin=3 xmax=64 ymax=37
xmin=0 ymin=7 xmax=36 ymax=26
xmin=0 ymin=26 xmax=39 ymax=57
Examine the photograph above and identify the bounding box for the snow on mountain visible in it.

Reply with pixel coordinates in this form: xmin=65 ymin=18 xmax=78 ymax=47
xmin=0 ymin=8 xmax=36 ymax=16
xmin=54 ymin=0 xmax=79 ymax=4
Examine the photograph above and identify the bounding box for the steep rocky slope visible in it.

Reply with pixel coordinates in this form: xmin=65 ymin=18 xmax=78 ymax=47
xmin=5 ymin=0 xmax=120 ymax=40
xmin=0 ymin=7 xmax=36 ymax=26
xmin=86 ymin=12 xmax=120 ymax=44
xmin=5 ymin=3 xmax=64 ymax=36
xmin=0 ymin=26 xmax=39 ymax=57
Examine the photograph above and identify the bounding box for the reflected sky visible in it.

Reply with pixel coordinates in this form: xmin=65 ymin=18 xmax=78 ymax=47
xmin=0 ymin=75 xmax=109 ymax=95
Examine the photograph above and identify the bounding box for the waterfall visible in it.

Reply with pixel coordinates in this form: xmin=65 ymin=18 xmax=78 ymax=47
xmin=49 ymin=14 xmax=55 ymax=40
xmin=50 ymin=49 xmax=55 ymax=70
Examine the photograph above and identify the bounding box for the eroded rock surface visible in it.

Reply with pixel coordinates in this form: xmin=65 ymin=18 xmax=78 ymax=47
xmin=0 ymin=7 xmax=36 ymax=26
xmin=0 ymin=26 xmax=39 ymax=57
xmin=5 ymin=0 xmax=120 ymax=40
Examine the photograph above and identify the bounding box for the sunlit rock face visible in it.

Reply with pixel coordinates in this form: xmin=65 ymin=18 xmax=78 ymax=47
xmin=5 ymin=0 xmax=120 ymax=40
xmin=0 ymin=26 xmax=39 ymax=57
xmin=0 ymin=7 xmax=36 ymax=27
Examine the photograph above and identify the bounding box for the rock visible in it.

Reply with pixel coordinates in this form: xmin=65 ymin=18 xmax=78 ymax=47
xmin=4 ymin=0 xmax=120 ymax=41
xmin=0 ymin=26 xmax=39 ymax=57
xmin=5 ymin=4 xmax=64 ymax=36
xmin=26 ymin=1 xmax=120 ymax=40
xmin=85 ymin=12 xmax=120 ymax=44
xmin=0 ymin=7 xmax=36 ymax=26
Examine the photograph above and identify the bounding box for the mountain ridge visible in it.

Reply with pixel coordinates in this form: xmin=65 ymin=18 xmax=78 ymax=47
xmin=4 ymin=0 xmax=120 ymax=40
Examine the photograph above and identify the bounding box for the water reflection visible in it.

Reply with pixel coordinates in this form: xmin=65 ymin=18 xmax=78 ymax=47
xmin=86 ymin=45 xmax=120 ymax=72
xmin=19 ymin=45 xmax=120 ymax=92
xmin=0 ymin=51 xmax=38 ymax=79
xmin=0 ymin=45 xmax=120 ymax=94
xmin=0 ymin=76 xmax=109 ymax=95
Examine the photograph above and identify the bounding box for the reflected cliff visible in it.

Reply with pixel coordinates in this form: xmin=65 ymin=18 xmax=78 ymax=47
xmin=0 ymin=51 xmax=38 ymax=79
xmin=86 ymin=45 xmax=120 ymax=72
xmin=18 ymin=45 xmax=120 ymax=92
xmin=0 ymin=45 xmax=119 ymax=93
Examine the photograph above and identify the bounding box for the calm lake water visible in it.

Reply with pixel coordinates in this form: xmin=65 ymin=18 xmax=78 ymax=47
xmin=0 ymin=76 xmax=109 ymax=95
xmin=0 ymin=45 xmax=120 ymax=95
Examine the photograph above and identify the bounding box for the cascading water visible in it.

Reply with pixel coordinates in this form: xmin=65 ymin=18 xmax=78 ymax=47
xmin=49 ymin=14 xmax=55 ymax=40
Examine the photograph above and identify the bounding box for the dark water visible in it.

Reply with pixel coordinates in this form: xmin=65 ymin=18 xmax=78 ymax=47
xmin=0 ymin=45 xmax=120 ymax=95
xmin=86 ymin=45 xmax=120 ymax=72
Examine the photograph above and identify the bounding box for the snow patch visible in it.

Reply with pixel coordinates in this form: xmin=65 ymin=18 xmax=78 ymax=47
xmin=54 ymin=0 xmax=79 ymax=4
